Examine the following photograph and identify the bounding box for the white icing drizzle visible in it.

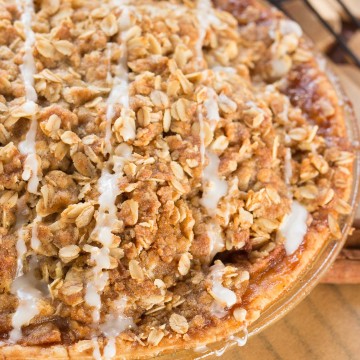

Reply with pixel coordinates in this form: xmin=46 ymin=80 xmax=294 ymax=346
xmin=92 ymin=339 xmax=102 ymax=360
xmin=229 ymin=329 xmax=248 ymax=347
xmin=284 ymin=148 xmax=292 ymax=185
xmin=101 ymin=297 xmax=134 ymax=359
xmin=85 ymin=247 xmax=111 ymax=323
xmin=89 ymin=297 xmax=134 ymax=360
xmin=207 ymin=222 xmax=225 ymax=259
xmin=214 ymin=344 xmax=230 ymax=357
xmin=17 ymin=0 xmax=40 ymax=195
xmin=195 ymin=2 xmax=228 ymax=216
xmin=204 ymin=88 xmax=220 ymax=130
xmin=10 ymin=0 xmax=44 ymax=343
xmin=86 ymin=6 xmax=132 ymax=313
xmin=200 ymin=150 xmax=228 ymax=215
xmin=280 ymin=201 xmax=308 ymax=255
xmin=9 ymin=275 xmax=41 ymax=342
xmin=9 ymin=259 xmax=49 ymax=343
xmin=84 ymin=8 xmax=135 ymax=356
xmin=208 ymin=262 xmax=236 ymax=308
xmin=210 ymin=301 xmax=228 ymax=319
xmin=198 ymin=330 xmax=247 ymax=359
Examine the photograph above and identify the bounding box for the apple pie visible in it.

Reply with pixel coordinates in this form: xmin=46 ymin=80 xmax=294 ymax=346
xmin=0 ymin=0 xmax=355 ymax=359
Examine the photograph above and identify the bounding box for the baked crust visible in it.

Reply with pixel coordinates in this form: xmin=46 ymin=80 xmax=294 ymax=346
xmin=0 ymin=0 xmax=354 ymax=359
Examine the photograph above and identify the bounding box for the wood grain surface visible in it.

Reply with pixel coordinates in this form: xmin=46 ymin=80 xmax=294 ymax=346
xmin=223 ymin=284 xmax=360 ymax=360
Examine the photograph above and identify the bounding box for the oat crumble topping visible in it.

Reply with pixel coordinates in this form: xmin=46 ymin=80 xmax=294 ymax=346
xmin=0 ymin=0 xmax=354 ymax=357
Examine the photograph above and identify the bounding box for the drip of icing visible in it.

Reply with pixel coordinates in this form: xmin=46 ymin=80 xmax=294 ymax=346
xmin=284 ymin=148 xmax=292 ymax=185
xmin=194 ymin=329 xmax=247 ymax=360
xmin=85 ymin=247 xmax=111 ymax=323
xmin=229 ymin=328 xmax=248 ymax=347
xmin=101 ymin=297 xmax=134 ymax=359
xmin=214 ymin=343 xmax=231 ymax=357
xmin=9 ymin=260 xmax=49 ymax=343
xmin=103 ymin=338 xmax=116 ymax=360
xmin=208 ymin=262 xmax=236 ymax=308
xmin=200 ymin=151 xmax=228 ymax=215
xmin=94 ymin=170 xmax=121 ymax=247
xmin=210 ymin=301 xmax=228 ymax=319
xmin=280 ymin=201 xmax=308 ymax=255
xmin=9 ymin=279 xmax=41 ymax=342
xmin=207 ymin=222 xmax=225 ymax=259
xmin=204 ymin=88 xmax=220 ymax=130
xmin=92 ymin=339 xmax=102 ymax=360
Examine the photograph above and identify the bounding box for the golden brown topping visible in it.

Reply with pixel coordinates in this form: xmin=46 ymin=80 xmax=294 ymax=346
xmin=0 ymin=0 xmax=353 ymax=354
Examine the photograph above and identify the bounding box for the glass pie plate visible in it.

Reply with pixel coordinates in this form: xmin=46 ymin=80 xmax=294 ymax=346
xmin=153 ymin=37 xmax=360 ymax=360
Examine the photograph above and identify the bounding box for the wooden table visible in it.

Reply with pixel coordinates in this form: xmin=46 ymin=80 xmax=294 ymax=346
xmin=224 ymin=284 xmax=360 ymax=360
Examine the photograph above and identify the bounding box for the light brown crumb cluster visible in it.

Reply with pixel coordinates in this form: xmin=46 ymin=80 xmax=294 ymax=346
xmin=0 ymin=0 xmax=354 ymax=353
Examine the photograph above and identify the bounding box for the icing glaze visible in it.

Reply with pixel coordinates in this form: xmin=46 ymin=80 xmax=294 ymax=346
xmin=280 ymin=201 xmax=308 ymax=255
xmin=200 ymin=151 xmax=228 ymax=214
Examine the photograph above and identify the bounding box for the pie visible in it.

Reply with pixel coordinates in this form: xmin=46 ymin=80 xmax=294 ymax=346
xmin=0 ymin=0 xmax=355 ymax=359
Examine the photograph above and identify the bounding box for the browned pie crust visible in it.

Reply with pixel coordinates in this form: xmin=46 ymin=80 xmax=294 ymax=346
xmin=0 ymin=0 xmax=354 ymax=359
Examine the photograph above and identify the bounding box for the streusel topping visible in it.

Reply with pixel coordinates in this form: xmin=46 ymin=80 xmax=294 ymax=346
xmin=0 ymin=0 xmax=353 ymax=357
